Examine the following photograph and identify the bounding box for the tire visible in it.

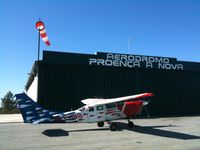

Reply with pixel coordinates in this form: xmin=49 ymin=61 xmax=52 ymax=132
xmin=97 ymin=121 xmax=104 ymax=127
xmin=109 ymin=122 xmax=117 ymax=131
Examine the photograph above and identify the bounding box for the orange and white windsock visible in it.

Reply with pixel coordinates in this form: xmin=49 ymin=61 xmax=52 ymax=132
xmin=35 ymin=21 xmax=51 ymax=46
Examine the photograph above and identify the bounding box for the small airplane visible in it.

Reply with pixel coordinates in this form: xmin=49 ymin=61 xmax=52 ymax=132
xmin=15 ymin=92 xmax=154 ymax=131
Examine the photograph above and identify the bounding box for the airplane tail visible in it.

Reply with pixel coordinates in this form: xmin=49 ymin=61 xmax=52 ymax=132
xmin=15 ymin=93 xmax=59 ymax=124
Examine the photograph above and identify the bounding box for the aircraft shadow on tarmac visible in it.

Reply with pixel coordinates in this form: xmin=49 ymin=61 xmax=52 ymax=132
xmin=42 ymin=122 xmax=200 ymax=140
xmin=42 ymin=129 xmax=69 ymax=137
xmin=42 ymin=128 xmax=108 ymax=137
xmin=118 ymin=122 xmax=200 ymax=140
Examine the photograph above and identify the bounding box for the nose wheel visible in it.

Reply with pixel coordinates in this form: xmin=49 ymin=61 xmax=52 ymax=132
xmin=128 ymin=118 xmax=134 ymax=128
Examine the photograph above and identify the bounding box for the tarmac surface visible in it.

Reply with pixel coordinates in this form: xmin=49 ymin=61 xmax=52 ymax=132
xmin=0 ymin=114 xmax=200 ymax=150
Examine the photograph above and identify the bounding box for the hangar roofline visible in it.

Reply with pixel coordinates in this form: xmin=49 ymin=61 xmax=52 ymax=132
xmin=25 ymin=50 xmax=200 ymax=92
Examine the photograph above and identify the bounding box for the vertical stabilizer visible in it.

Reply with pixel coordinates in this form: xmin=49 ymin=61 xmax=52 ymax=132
xmin=15 ymin=93 xmax=58 ymax=123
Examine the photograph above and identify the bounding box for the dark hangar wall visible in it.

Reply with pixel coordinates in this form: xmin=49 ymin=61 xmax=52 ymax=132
xmin=34 ymin=51 xmax=200 ymax=116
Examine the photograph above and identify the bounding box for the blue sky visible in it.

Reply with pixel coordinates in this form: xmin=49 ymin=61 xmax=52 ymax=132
xmin=0 ymin=0 xmax=200 ymax=100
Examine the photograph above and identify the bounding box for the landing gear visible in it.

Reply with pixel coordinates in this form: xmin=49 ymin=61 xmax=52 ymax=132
xmin=97 ymin=121 xmax=104 ymax=127
xmin=107 ymin=119 xmax=134 ymax=131
xmin=127 ymin=118 xmax=134 ymax=128
xmin=128 ymin=121 xmax=134 ymax=128
xmin=109 ymin=122 xmax=117 ymax=131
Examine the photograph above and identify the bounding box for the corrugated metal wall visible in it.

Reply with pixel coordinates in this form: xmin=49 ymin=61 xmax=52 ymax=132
xmin=37 ymin=62 xmax=200 ymax=116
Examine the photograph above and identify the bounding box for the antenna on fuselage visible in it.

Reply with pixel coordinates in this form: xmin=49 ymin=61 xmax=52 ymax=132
xmin=95 ymin=95 xmax=104 ymax=99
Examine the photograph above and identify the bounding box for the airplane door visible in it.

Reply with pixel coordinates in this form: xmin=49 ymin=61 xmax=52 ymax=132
xmin=87 ymin=105 xmax=105 ymax=122
xmin=95 ymin=105 xmax=105 ymax=122
xmin=105 ymin=103 xmax=120 ymax=121
xmin=87 ymin=106 xmax=97 ymax=122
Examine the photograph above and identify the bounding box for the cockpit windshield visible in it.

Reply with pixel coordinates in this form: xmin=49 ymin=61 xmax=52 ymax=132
xmin=78 ymin=106 xmax=85 ymax=111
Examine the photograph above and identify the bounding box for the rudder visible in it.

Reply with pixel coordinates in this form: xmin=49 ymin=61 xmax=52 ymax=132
xmin=15 ymin=93 xmax=57 ymax=123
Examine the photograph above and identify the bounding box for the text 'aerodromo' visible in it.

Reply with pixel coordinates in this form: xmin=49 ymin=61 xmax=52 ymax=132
xmin=89 ymin=53 xmax=184 ymax=70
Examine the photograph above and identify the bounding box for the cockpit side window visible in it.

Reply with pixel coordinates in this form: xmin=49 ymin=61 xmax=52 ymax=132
xmin=117 ymin=101 xmax=124 ymax=107
xmin=88 ymin=107 xmax=94 ymax=112
xmin=105 ymin=103 xmax=116 ymax=109
xmin=96 ymin=105 xmax=104 ymax=111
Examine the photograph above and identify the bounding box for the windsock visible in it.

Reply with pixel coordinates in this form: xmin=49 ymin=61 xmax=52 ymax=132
xmin=35 ymin=21 xmax=51 ymax=46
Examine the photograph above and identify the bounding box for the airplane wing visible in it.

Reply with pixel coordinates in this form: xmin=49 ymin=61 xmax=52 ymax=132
xmin=112 ymin=93 xmax=154 ymax=102
xmin=88 ymin=93 xmax=154 ymax=106
xmin=81 ymin=98 xmax=102 ymax=105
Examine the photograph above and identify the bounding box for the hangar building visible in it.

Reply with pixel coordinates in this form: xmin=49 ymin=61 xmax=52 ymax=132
xmin=25 ymin=51 xmax=200 ymax=116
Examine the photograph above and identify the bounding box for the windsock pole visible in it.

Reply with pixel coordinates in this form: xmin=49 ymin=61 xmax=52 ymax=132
xmin=37 ymin=19 xmax=41 ymax=61
xmin=35 ymin=18 xmax=43 ymax=101
xmin=36 ymin=18 xmax=42 ymax=61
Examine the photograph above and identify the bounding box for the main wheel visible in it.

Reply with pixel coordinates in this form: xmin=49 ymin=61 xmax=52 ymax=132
xmin=109 ymin=122 xmax=117 ymax=131
xmin=97 ymin=121 xmax=104 ymax=127
xmin=128 ymin=121 xmax=134 ymax=128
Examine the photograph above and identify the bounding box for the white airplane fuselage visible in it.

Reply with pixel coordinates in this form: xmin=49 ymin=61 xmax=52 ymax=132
xmin=56 ymin=99 xmax=145 ymax=123
xmin=15 ymin=92 xmax=153 ymax=131
xmin=60 ymin=105 xmax=126 ymax=123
